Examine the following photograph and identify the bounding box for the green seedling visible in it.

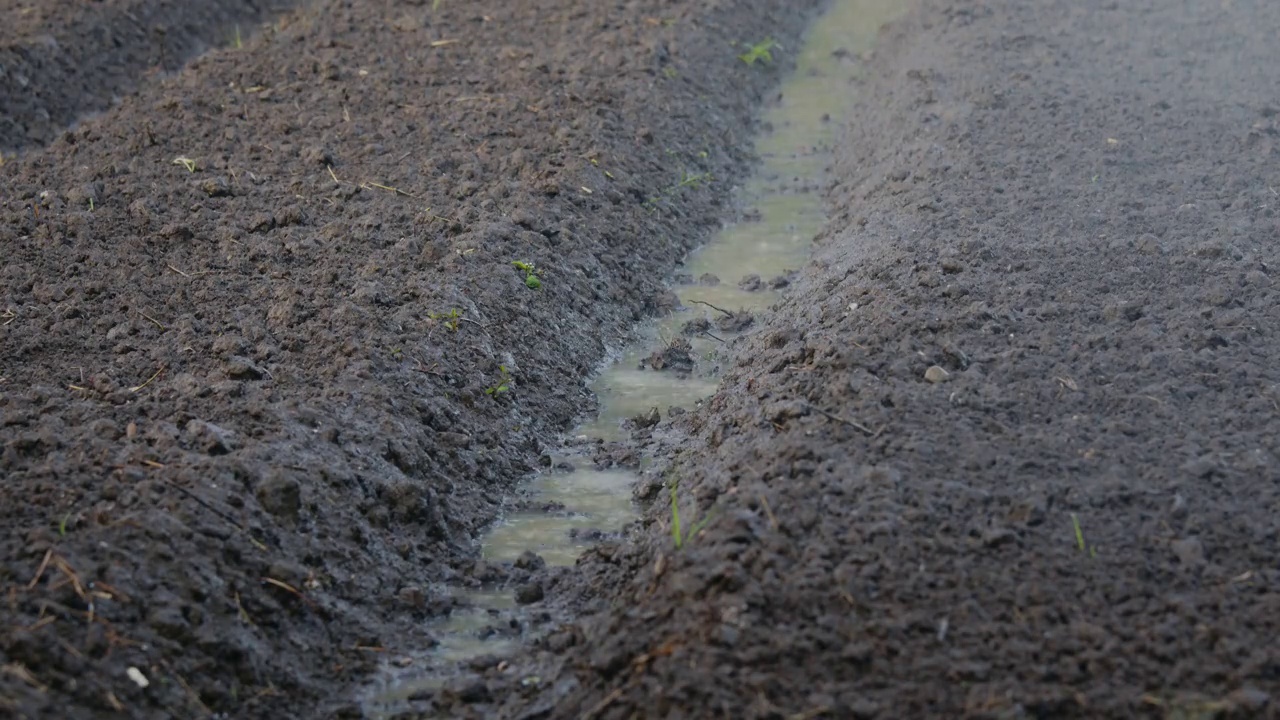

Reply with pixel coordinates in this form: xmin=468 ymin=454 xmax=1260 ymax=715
xmin=173 ymin=156 xmax=198 ymax=173
xmin=669 ymin=479 xmax=714 ymax=550
xmin=1070 ymin=513 xmax=1098 ymax=557
xmin=232 ymin=25 xmax=243 ymax=49
xmin=512 ymin=260 xmax=541 ymax=289
xmin=678 ymin=170 xmax=711 ymax=189
xmin=647 ymin=169 xmax=715 ymax=207
xmin=58 ymin=512 xmax=71 ymax=536
xmin=429 ymin=307 xmax=462 ymax=332
xmin=485 ymin=365 xmax=512 ymax=396
xmin=739 ymin=38 xmax=778 ymax=66
xmin=432 ymin=0 xmax=443 ymax=9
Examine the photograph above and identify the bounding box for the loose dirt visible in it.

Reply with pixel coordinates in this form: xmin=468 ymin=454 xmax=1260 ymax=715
xmin=0 ymin=1 xmax=822 ymax=718
xmin=475 ymin=1 xmax=1280 ymax=719
xmin=1 ymin=0 xmax=302 ymax=152
xmin=5 ymin=0 xmax=1280 ymax=719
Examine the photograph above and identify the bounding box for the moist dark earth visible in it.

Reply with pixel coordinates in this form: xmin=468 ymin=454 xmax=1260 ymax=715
xmin=3 ymin=2 xmax=1279 ymax=720
xmin=0 ymin=0 xmax=822 ymax=717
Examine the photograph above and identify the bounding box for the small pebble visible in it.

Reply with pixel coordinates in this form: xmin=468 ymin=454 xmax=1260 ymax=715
xmin=1170 ymin=537 xmax=1206 ymax=568
xmin=924 ymin=365 xmax=950 ymax=383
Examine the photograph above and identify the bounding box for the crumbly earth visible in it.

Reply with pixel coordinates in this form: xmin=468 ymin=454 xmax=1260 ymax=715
xmin=0 ymin=0 xmax=302 ymax=152
xmin=6 ymin=0 xmax=1280 ymax=718
xmin=475 ymin=0 xmax=1280 ymax=719
xmin=0 ymin=1 xmax=822 ymax=718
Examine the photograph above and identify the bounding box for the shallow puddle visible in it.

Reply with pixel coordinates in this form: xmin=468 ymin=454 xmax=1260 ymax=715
xmin=482 ymin=466 xmax=640 ymax=566
xmin=362 ymin=1 xmax=902 ymax=713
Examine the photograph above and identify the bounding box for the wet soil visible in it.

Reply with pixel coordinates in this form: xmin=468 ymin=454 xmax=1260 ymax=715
xmin=6 ymin=0 xmax=1280 ymax=717
xmin=361 ymin=6 xmax=881 ymax=695
xmin=474 ymin=0 xmax=1280 ymax=718
xmin=0 ymin=1 xmax=823 ymax=718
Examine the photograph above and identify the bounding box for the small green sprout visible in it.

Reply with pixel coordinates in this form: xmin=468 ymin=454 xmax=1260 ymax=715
xmin=512 ymin=260 xmax=541 ymax=289
xmin=173 ymin=156 xmax=198 ymax=173
xmin=58 ymin=512 xmax=71 ymax=536
xmin=1070 ymin=513 xmax=1098 ymax=557
xmin=485 ymin=365 xmax=512 ymax=396
xmin=738 ymin=38 xmax=778 ymax=66
xmin=429 ymin=308 xmax=462 ymax=332
xmin=645 ymin=164 xmax=716 ymax=207
xmin=678 ymin=171 xmax=712 ymax=189
xmin=233 ymin=25 xmax=243 ymax=50
xmin=669 ymin=478 xmax=714 ymax=550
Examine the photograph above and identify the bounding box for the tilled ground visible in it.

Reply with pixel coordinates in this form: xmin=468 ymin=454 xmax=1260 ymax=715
xmin=0 ymin=1 xmax=823 ymax=718
xmin=478 ymin=0 xmax=1280 ymax=719
xmin=1 ymin=0 xmax=301 ymax=152
xmin=5 ymin=0 xmax=1280 ymax=719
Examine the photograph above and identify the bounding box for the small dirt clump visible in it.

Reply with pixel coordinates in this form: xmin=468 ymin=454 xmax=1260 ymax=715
xmin=642 ymin=338 xmax=696 ymax=374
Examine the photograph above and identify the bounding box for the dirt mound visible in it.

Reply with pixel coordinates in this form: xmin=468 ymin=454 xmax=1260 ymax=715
xmin=0 ymin=1 xmax=820 ymax=717
xmin=0 ymin=0 xmax=301 ymax=152
xmin=483 ymin=0 xmax=1280 ymax=718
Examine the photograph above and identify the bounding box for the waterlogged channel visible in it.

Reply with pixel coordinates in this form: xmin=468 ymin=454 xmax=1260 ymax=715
xmin=363 ymin=1 xmax=901 ymax=714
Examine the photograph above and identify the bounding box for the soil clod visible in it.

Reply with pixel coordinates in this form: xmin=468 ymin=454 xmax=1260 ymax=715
xmin=514 ymin=583 xmax=545 ymax=605
xmin=642 ymin=338 xmax=696 ymax=375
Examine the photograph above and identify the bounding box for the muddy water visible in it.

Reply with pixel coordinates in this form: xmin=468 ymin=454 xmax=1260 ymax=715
xmin=362 ymin=1 xmax=899 ymax=713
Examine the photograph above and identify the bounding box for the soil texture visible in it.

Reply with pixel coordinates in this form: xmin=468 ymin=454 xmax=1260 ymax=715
xmin=1 ymin=0 xmax=302 ymax=152
xmin=479 ymin=1 xmax=1280 ymax=718
xmin=0 ymin=1 xmax=822 ymax=718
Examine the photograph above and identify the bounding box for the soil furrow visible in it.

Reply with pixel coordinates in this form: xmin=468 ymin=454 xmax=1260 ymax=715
xmin=0 ymin=2 xmax=822 ymax=718
xmin=482 ymin=0 xmax=1280 ymax=718
xmin=1 ymin=0 xmax=304 ymax=153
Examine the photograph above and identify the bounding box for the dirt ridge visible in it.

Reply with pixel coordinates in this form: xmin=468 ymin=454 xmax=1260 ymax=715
xmin=484 ymin=0 xmax=1280 ymax=718
xmin=0 ymin=2 xmax=821 ymax=718
xmin=1 ymin=0 xmax=304 ymax=153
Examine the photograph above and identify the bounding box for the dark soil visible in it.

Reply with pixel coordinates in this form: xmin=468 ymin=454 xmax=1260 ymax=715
xmin=476 ymin=1 xmax=1280 ymax=718
xmin=0 ymin=0 xmax=300 ymax=152
xmin=642 ymin=338 xmax=696 ymax=375
xmin=0 ymin=1 xmax=823 ymax=718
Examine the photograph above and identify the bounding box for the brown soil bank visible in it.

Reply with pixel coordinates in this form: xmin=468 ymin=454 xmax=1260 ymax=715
xmin=0 ymin=1 xmax=821 ymax=718
xmin=487 ymin=1 xmax=1280 ymax=718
